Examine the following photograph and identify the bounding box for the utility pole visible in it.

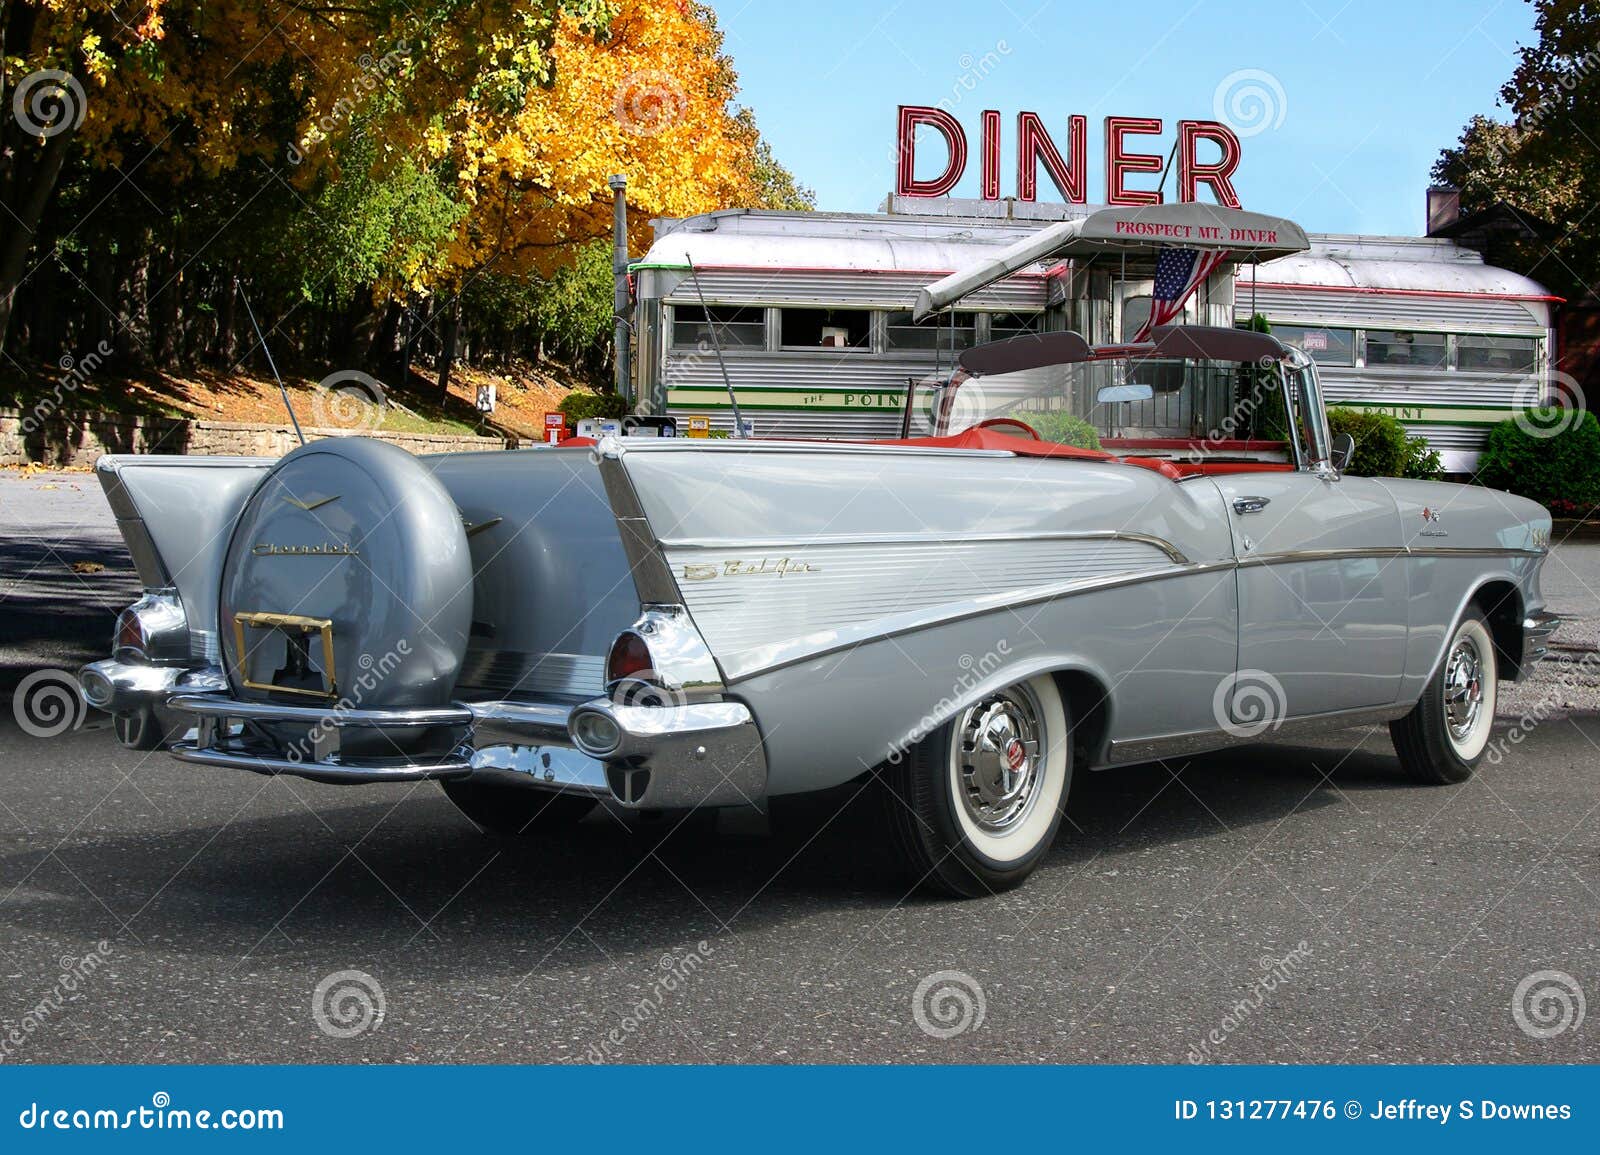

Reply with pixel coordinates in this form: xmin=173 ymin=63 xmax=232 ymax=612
xmin=609 ymin=174 xmax=632 ymax=409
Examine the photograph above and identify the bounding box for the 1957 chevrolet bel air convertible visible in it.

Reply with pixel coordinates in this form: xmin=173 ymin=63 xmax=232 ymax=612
xmin=77 ymin=326 xmax=1559 ymax=897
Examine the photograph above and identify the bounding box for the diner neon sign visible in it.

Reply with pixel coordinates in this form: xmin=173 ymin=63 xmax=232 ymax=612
xmin=895 ymin=106 xmax=1243 ymax=208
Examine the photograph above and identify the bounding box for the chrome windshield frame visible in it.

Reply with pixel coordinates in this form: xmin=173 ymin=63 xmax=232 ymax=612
xmin=1282 ymin=347 xmax=1335 ymax=477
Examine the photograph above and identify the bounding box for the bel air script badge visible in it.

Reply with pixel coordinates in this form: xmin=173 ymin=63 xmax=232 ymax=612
xmin=682 ymin=556 xmax=820 ymax=582
xmin=252 ymin=542 xmax=360 ymax=557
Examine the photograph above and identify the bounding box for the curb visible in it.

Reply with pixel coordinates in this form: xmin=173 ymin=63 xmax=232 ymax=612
xmin=1552 ymin=519 xmax=1600 ymax=542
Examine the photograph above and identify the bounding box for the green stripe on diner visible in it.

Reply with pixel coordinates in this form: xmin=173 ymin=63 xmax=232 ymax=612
xmin=667 ymin=389 xmax=907 ymax=411
xmin=1326 ymin=402 xmax=1514 ymax=425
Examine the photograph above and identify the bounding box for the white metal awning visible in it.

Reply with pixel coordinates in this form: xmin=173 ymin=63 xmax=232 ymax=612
xmin=912 ymin=203 xmax=1311 ymax=320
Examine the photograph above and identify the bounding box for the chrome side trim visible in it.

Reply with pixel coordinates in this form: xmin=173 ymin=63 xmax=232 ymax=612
xmin=1406 ymin=546 xmax=1549 ymax=559
xmin=1237 ymin=545 xmax=1546 ymax=568
xmin=658 ymin=529 xmax=1192 ymax=565
xmin=591 ymin=439 xmax=1013 ymax=458
xmin=721 ymin=559 xmax=1238 ymax=684
xmin=1105 ymin=702 xmax=1413 ymax=765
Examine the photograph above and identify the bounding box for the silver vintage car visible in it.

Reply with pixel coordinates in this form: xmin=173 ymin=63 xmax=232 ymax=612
xmin=78 ymin=325 xmax=1558 ymax=896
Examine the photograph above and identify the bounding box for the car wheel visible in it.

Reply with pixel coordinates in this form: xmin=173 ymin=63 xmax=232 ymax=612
xmin=440 ymin=780 xmax=596 ymax=834
xmin=1390 ymin=609 xmax=1498 ymax=785
xmin=883 ymin=674 xmax=1072 ymax=898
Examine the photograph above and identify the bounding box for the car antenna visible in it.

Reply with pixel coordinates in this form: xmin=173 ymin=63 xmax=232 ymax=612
xmin=234 ymin=278 xmax=306 ymax=447
xmin=684 ymin=254 xmax=746 ymax=439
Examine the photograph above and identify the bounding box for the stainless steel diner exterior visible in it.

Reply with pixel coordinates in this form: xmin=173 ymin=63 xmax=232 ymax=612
xmin=76 ymin=325 xmax=1558 ymax=897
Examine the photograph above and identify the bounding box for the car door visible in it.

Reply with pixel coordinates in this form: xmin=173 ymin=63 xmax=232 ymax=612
xmin=1207 ymin=470 xmax=1409 ymax=718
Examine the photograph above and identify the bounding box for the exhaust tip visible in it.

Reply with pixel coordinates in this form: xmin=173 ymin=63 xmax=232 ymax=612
xmin=79 ymin=668 xmax=113 ymax=709
xmin=570 ymin=709 xmax=622 ymax=757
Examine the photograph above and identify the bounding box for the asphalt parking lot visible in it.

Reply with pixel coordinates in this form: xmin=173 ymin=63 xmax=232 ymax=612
xmin=2 ymin=470 xmax=1597 ymax=1064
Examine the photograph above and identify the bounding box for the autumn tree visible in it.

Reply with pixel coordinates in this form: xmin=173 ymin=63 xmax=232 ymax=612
xmin=0 ymin=0 xmax=610 ymax=351
xmin=1 ymin=0 xmax=808 ymax=391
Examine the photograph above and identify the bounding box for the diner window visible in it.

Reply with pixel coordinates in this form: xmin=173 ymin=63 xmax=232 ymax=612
xmin=779 ymin=307 xmax=871 ymax=350
xmin=987 ymin=312 xmax=1044 ymax=342
xmin=885 ymin=310 xmax=977 ymax=353
xmin=1457 ymin=334 xmax=1538 ymax=374
xmin=671 ymin=305 xmax=765 ymax=349
xmin=1366 ymin=330 xmax=1447 ymax=369
xmin=1271 ymin=324 xmax=1356 ymax=366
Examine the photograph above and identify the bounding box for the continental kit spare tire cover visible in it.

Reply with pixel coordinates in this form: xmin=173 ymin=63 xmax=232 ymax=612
xmin=219 ymin=437 xmax=472 ymax=729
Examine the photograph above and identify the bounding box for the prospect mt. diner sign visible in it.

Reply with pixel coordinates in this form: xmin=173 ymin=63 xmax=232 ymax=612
xmin=895 ymin=105 xmax=1245 ymax=208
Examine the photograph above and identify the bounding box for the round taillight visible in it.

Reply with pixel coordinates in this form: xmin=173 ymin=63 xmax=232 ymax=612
xmin=606 ymin=631 xmax=653 ymax=684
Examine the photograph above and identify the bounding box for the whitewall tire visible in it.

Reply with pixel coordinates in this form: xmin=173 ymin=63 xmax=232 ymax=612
xmin=884 ymin=674 xmax=1072 ymax=897
xmin=1391 ymin=609 xmax=1498 ymax=784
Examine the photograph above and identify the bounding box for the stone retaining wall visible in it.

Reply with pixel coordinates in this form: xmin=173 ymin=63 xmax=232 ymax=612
xmin=0 ymin=408 xmax=514 ymax=466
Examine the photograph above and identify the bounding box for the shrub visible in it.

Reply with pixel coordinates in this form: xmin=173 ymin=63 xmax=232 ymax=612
xmin=1325 ymin=407 xmax=1410 ymax=477
xmin=1027 ymin=410 xmax=1102 ymax=450
xmin=1403 ymin=434 xmax=1444 ymax=481
xmin=557 ymin=391 xmax=628 ymax=424
xmin=1476 ymin=410 xmax=1600 ymax=509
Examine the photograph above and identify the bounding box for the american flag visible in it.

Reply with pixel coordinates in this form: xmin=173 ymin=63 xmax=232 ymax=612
xmin=1131 ymin=247 xmax=1230 ymax=343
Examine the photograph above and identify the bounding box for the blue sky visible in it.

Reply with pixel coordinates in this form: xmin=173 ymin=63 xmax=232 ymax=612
xmin=709 ymin=0 xmax=1536 ymax=236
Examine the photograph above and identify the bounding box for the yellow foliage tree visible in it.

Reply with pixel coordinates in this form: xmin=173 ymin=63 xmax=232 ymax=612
xmin=432 ymin=1 xmax=797 ymax=280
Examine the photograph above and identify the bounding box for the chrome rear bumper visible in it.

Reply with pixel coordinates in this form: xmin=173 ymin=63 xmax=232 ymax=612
xmin=87 ymin=672 xmax=768 ymax=808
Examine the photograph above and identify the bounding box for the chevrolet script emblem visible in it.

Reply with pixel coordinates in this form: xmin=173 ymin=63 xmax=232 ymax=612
xmin=252 ymin=542 xmax=359 ymax=557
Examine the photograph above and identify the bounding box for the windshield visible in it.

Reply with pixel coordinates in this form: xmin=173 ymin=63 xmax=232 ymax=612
xmin=922 ymin=354 xmax=1298 ymax=457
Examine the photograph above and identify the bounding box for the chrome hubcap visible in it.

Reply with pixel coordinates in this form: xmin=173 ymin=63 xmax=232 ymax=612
xmin=1444 ymin=635 xmax=1485 ymax=744
xmin=956 ymin=688 xmax=1044 ymax=832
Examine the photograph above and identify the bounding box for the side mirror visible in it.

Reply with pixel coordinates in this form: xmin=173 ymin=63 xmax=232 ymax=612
xmin=1096 ymin=383 xmax=1155 ymax=404
xmin=1330 ymin=431 xmax=1355 ymax=472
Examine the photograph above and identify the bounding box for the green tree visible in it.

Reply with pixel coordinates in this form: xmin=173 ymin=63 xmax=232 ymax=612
xmin=1431 ymin=2 xmax=1600 ymax=300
